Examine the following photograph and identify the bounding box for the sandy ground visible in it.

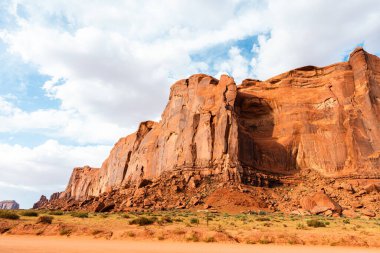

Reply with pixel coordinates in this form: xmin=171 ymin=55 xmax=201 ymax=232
xmin=0 ymin=236 xmax=379 ymax=253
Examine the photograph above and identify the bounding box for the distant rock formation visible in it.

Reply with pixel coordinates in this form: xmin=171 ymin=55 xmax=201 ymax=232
xmin=35 ymin=48 xmax=380 ymax=216
xmin=33 ymin=195 xmax=48 ymax=209
xmin=0 ymin=200 xmax=19 ymax=210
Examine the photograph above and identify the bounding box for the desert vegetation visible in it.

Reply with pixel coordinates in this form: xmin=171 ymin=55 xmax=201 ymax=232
xmin=0 ymin=209 xmax=379 ymax=247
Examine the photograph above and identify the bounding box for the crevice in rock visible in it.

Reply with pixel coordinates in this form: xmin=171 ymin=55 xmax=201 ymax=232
xmin=140 ymin=166 xmax=144 ymax=178
xmin=210 ymin=113 xmax=215 ymax=161
xmin=191 ymin=114 xmax=200 ymax=166
xmin=122 ymin=151 xmax=132 ymax=181
xmin=224 ymin=114 xmax=231 ymax=154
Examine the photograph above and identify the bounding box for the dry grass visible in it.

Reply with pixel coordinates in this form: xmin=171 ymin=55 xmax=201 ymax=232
xmin=0 ymin=209 xmax=378 ymax=247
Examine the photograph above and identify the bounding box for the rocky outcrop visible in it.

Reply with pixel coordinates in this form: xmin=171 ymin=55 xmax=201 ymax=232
xmin=33 ymin=196 xmax=48 ymax=209
xmin=35 ymin=48 xmax=380 ymax=215
xmin=58 ymin=74 xmax=241 ymax=202
xmin=0 ymin=200 xmax=19 ymax=210
xmin=236 ymin=47 xmax=380 ymax=177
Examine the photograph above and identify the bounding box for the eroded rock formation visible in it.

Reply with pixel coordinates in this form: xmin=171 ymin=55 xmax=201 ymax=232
xmin=0 ymin=200 xmax=19 ymax=210
xmin=35 ymin=48 xmax=380 ymax=216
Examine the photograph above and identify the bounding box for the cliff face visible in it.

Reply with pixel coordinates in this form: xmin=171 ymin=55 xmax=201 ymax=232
xmin=236 ymin=47 xmax=380 ymax=177
xmin=63 ymin=74 xmax=240 ymax=200
xmin=0 ymin=200 xmax=19 ymax=210
xmin=38 ymin=48 xmax=380 ymax=215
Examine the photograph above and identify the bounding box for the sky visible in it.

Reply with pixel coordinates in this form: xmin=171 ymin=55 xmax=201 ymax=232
xmin=0 ymin=0 xmax=379 ymax=208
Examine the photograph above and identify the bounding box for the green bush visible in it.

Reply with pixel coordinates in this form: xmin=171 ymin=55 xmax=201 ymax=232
xmin=307 ymin=219 xmax=326 ymax=228
xmin=37 ymin=215 xmax=54 ymax=224
xmin=190 ymin=218 xmax=199 ymax=224
xmin=258 ymin=210 xmax=267 ymax=215
xmin=343 ymin=219 xmax=350 ymax=224
xmin=71 ymin=212 xmax=89 ymax=218
xmin=49 ymin=210 xmax=64 ymax=216
xmin=129 ymin=216 xmax=155 ymax=226
xmin=21 ymin=211 xmax=39 ymax=217
xmin=0 ymin=211 xmax=20 ymax=220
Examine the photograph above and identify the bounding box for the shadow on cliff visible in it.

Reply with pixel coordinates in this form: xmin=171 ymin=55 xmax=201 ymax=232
xmin=234 ymin=91 xmax=299 ymax=179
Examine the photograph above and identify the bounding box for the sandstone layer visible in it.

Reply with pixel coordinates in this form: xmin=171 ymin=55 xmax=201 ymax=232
xmin=36 ymin=48 xmax=380 ymax=216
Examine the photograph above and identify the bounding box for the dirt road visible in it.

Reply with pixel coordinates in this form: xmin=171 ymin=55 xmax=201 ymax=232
xmin=0 ymin=236 xmax=379 ymax=253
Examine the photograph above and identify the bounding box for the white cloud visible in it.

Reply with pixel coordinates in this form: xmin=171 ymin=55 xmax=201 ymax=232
xmin=0 ymin=140 xmax=110 ymax=207
xmin=0 ymin=96 xmax=129 ymax=144
xmin=215 ymin=46 xmax=252 ymax=83
xmin=251 ymin=0 xmax=380 ymax=79
xmin=1 ymin=0 xmax=267 ymax=128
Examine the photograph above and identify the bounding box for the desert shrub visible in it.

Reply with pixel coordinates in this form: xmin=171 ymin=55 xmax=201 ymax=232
xmin=190 ymin=218 xmax=199 ymax=224
xmin=159 ymin=215 xmax=173 ymax=224
xmin=263 ymin=222 xmax=272 ymax=227
xmin=121 ymin=214 xmax=131 ymax=219
xmin=296 ymin=223 xmax=306 ymax=229
xmin=259 ymin=239 xmax=272 ymax=244
xmin=37 ymin=215 xmax=54 ymax=224
xmin=71 ymin=212 xmax=89 ymax=218
xmin=126 ymin=231 xmax=136 ymax=237
xmin=186 ymin=232 xmax=200 ymax=242
xmin=307 ymin=219 xmax=326 ymax=228
xmin=21 ymin=211 xmax=39 ymax=217
xmin=236 ymin=214 xmax=248 ymax=221
xmin=0 ymin=211 xmax=20 ymax=220
xmin=49 ymin=210 xmax=64 ymax=216
xmin=204 ymin=236 xmax=216 ymax=243
xmin=256 ymin=217 xmax=270 ymax=222
xmin=59 ymin=228 xmax=72 ymax=236
xmin=129 ymin=216 xmax=155 ymax=226
xmin=258 ymin=210 xmax=267 ymax=215
xmin=173 ymin=228 xmax=186 ymax=235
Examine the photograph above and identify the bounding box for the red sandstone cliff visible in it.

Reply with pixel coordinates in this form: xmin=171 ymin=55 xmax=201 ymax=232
xmin=237 ymin=47 xmax=380 ymax=177
xmin=36 ymin=48 xmax=380 ymax=216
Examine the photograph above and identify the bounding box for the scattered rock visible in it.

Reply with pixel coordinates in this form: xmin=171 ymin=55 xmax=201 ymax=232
xmin=361 ymin=209 xmax=376 ymax=217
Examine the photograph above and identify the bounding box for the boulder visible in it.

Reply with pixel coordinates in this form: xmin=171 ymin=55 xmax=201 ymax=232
xmin=361 ymin=209 xmax=376 ymax=217
xmin=342 ymin=209 xmax=359 ymax=218
xmin=363 ymin=183 xmax=380 ymax=193
xmin=300 ymin=191 xmax=342 ymax=214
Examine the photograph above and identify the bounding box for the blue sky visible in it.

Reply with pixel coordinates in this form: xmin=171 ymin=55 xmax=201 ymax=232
xmin=0 ymin=0 xmax=379 ymax=208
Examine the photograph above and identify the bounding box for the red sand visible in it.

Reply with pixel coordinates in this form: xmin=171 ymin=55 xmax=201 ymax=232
xmin=0 ymin=236 xmax=378 ymax=253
